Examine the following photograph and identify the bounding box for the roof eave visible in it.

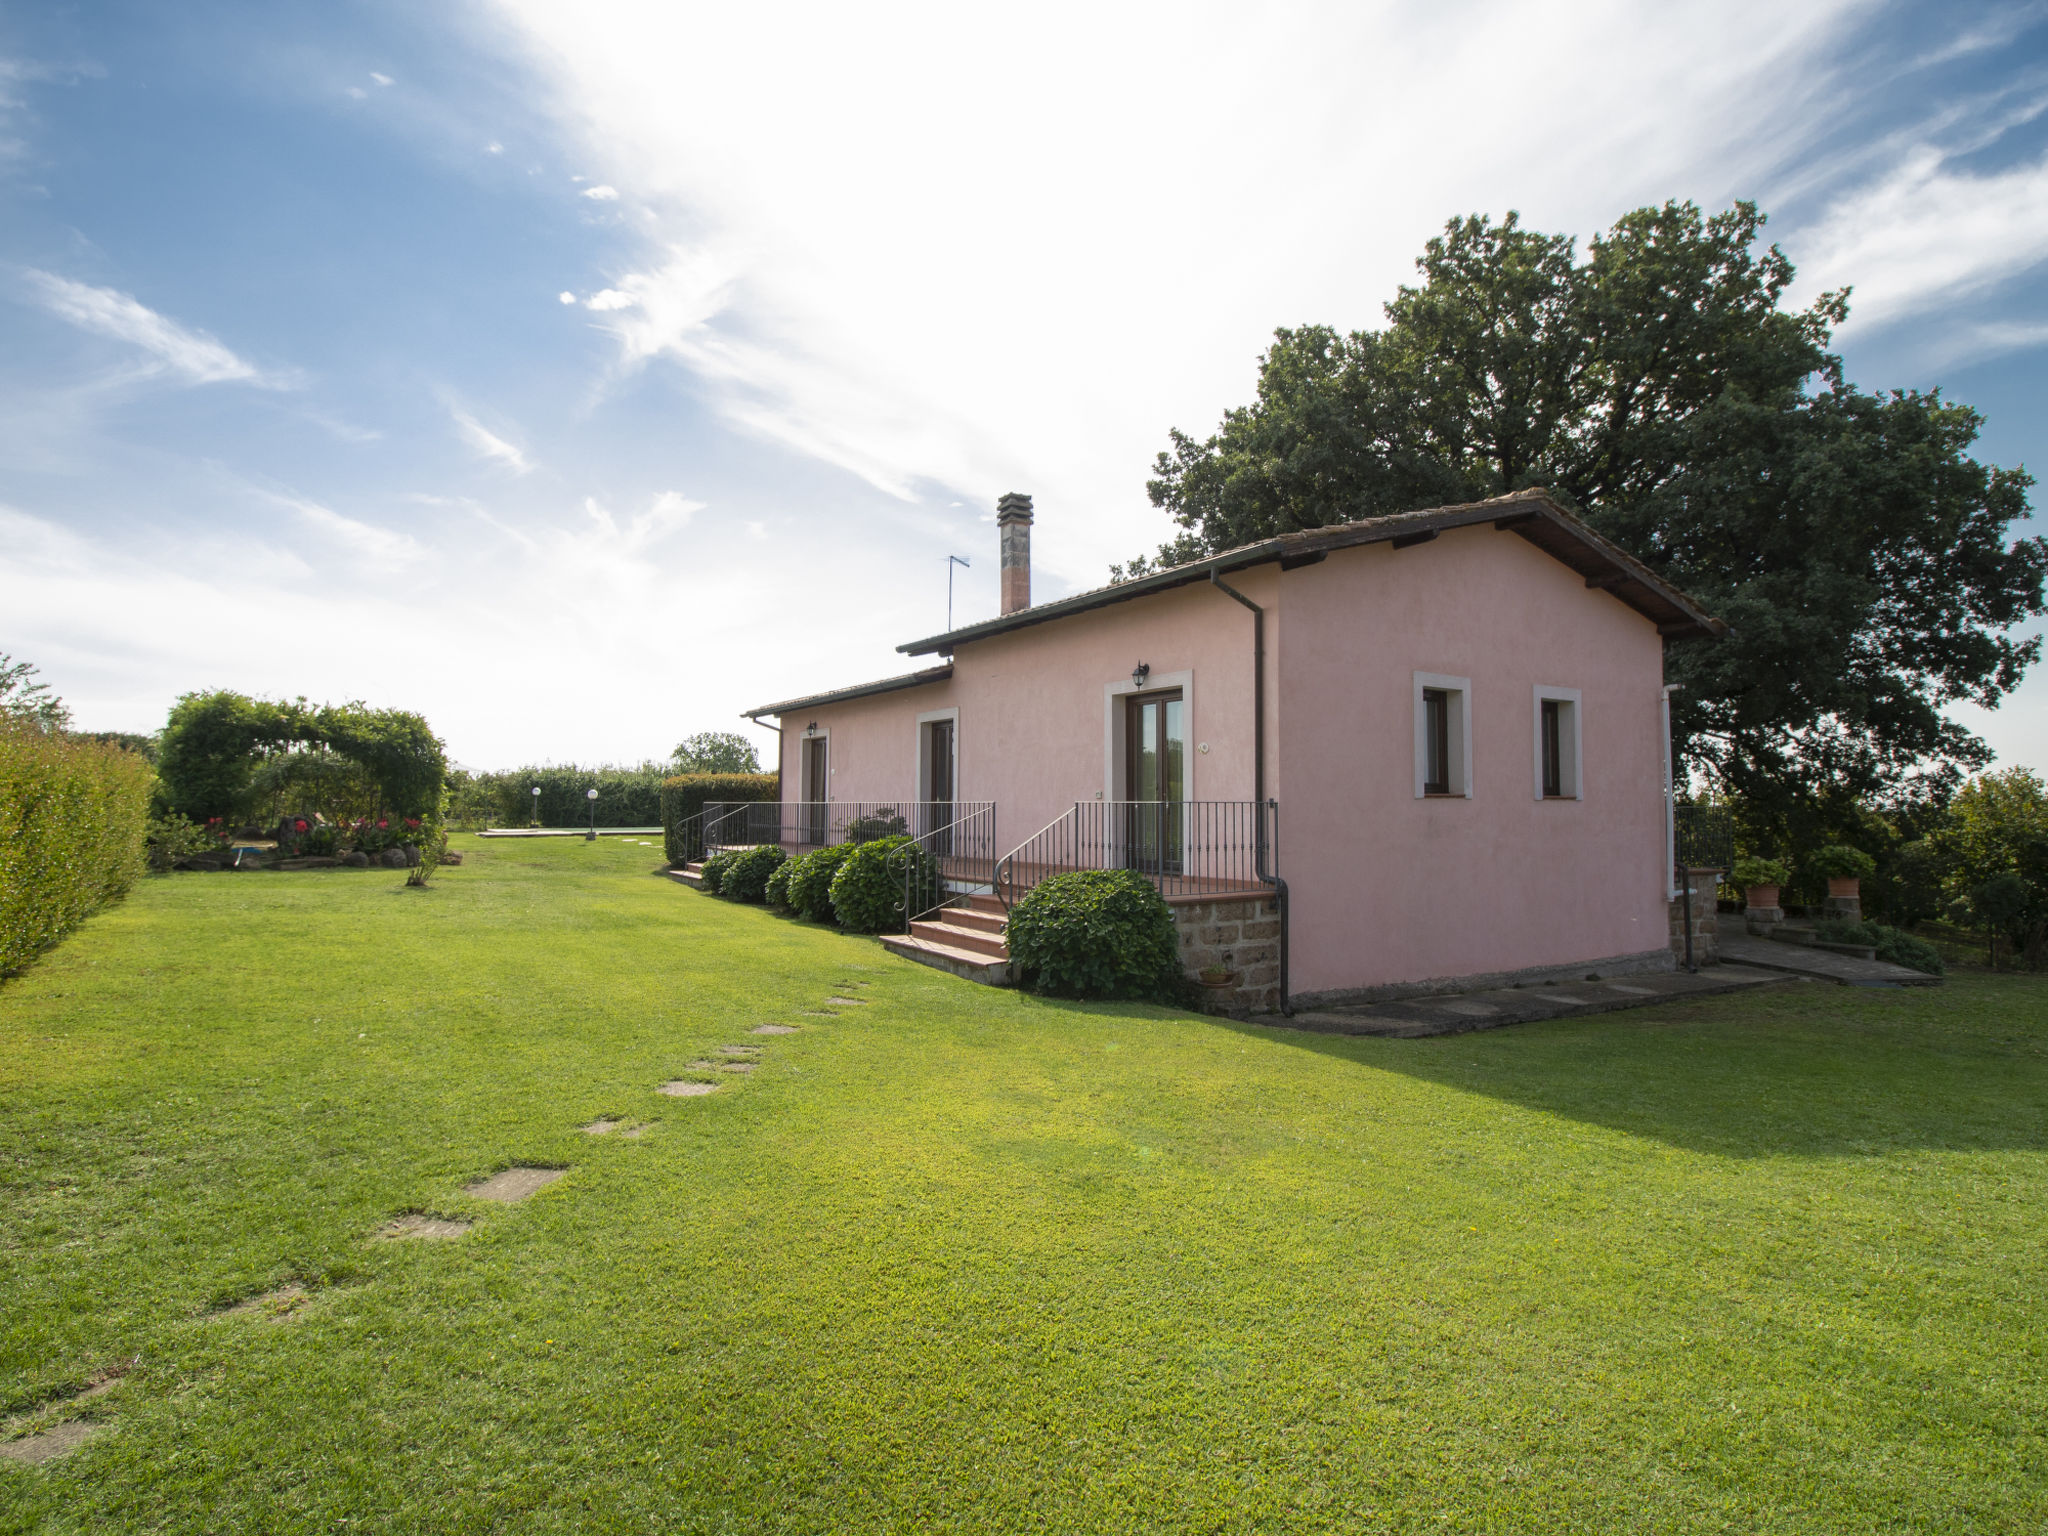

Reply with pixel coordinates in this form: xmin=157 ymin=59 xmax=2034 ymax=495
xmin=742 ymin=663 xmax=955 ymax=720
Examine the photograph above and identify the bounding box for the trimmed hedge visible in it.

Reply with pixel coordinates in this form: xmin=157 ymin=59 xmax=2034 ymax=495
xmin=661 ymin=773 xmax=781 ymax=865
xmin=784 ymin=843 xmax=857 ymax=923
xmin=723 ymin=843 xmax=787 ymax=903
xmin=827 ymin=835 xmax=938 ymax=934
xmin=1006 ymin=869 xmax=1183 ymax=1001
xmin=1 ymin=723 xmax=153 ymax=977
xmin=764 ymin=858 xmax=793 ymax=909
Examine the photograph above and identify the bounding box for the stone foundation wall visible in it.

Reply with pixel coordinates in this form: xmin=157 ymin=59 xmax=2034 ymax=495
xmin=1173 ymin=893 xmax=1282 ymax=1015
xmin=1668 ymin=867 xmax=1721 ymax=965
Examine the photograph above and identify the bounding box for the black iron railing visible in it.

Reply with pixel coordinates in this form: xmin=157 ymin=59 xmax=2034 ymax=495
xmin=1675 ymin=802 xmax=1735 ymax=872
xmin=670 ymin=809 xmax=705 ymax=864
xmin=703 ymin=800 xmax=993 ymax=856
xmin=994 ymin=800 xmax=1277 ymax=906
xmin=889 ymin=801 xmax=999 ymax=930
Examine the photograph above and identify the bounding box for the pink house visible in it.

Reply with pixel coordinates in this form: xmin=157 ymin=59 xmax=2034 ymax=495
xmin=737 ymin=488 xmax=1724 ymax=1014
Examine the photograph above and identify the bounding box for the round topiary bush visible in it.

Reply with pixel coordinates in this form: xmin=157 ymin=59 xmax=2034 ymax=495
xmin=826 ymin=835 xmax=939 ymax=933
xmin=698 ymin=849 xmax=738 ymax=894
xmin=722 ymin=843 xmax=787 ymax=903
xmin=784 ymin=843 xmax=858 ymax=922
xmin=764 ymin=858 xmax=793 ymax=909
xmin=1006 ymin=868 xmax=1182 ymax=1001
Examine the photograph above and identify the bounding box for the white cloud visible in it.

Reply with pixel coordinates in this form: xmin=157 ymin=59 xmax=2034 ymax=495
xmin=558 ymin=290 xmax=576 ymax=303
xmin=581 ymin=183 xmax=618 ymax=200
xmin=371 ymin=71 xmax=394 ymax=86
xmin=21 ymin=270 xmax=283 ymax=387
xmin=276 ymin=494 xmax=425 ymax=566
xmin=487 ymin=140 xmax=505 ymax=154
xmin=1790 ymin=144 xmax=2048 ymax=336
xmin=481 ymin=0 xmax=1895 ymax=574
xmin=450 ymin=406 xmax=534 ymax=473
xmin=347 ymin=86 xmax=367 ymax=100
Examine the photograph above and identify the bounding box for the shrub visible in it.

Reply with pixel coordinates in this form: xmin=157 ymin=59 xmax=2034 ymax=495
xmin=764 ymin=858 xmax=794 ymax=909
xmin=145 ymin=813 xmax=220 ymax=872
xmin=827 ymin=835 xmax=938 ymax=934
xmin=1 ymin=722 xmax=153 ymax=976
xmin=699 ymin=849 xmax=738 ymax=895
xmin=723 ymin=843 xmax=787 ymax=903
xmin=1813 ymin=918 xmax=1945 ymax=976
xmin=1006 ymin=869 xmax=1182 ymax=1000
xmin=784 ymin=844 xmax=857 ymax=922
xmin=1809 ymin=844 xmax=1877 ymax=881
xmin=1731 ymin=856 xmax=1790 ymax=891
xmin=1872 ymin=925 xmax=1944 ymax=976
xmin=660 ymin=773 xmax=780 ymax=865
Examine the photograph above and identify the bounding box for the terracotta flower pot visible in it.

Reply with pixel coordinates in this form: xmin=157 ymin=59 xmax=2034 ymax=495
xmin=1745 ymin=884 xmax=1780 ymax=909
xmin=1827 ymin=876 xmax=1861 ymax=900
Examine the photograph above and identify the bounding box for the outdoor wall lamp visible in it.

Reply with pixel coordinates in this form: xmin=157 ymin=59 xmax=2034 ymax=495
xmin=585 ymin=786 xmax=599 ymax=841
xmin=530 ymin=785 xmax=540 ymax=828
xmin=1131 ymin=662 xmax=1151 ymax=690
xmin=806 ymin=720 xmax=817 ymax=735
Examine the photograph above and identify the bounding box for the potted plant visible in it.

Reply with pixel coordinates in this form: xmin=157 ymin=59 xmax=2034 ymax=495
xmin=1808 ymin=844 xmax=1876 ymax=901
xmin=1197 ymin=963 xmax=1238 ymax=990
xmin=1730 ymin=856 xmax=1791 ymax=912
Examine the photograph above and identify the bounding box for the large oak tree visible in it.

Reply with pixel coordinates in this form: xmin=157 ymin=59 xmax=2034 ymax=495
xmin=1122 ymin=202 xmax=2044 ymax=821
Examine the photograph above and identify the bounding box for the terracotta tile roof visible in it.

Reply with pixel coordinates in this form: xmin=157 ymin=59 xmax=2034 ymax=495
xmin=743 ymin=664 xmax=953 ymax=721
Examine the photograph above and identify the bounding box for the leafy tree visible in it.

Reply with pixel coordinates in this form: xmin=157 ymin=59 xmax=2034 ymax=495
xmin=0 ymin=654 xmax=71 ymax=733
xmin=672 ymin=730 xmax=761 ymax=775
xmin=1124 ymin=202 xmax=2045 ymax=817
xmin=1942 ymin=767 xmax=2048 ymax=961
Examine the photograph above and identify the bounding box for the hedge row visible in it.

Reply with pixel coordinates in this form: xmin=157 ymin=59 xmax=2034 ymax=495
xmin=1 ymin=723 xmax=153 ymax=977
xmin=660 ymin=774 xmax=781 ymax=864
xmin=447 ymin=764 xmax=681 ymax=831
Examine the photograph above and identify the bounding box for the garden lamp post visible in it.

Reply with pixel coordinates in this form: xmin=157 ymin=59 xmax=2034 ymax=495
xmin=530 ymin=785 xmax=541 ymax=828
xmin=586 ymin=787 xmax=599 ymax=840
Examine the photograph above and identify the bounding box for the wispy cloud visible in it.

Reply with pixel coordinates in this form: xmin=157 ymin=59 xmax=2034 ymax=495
xmin=1791 ymin=143 xmax=2048 ymax=337
xmin=273 ymin=494 xmax=425 ymax=566
xmin=450 ymin=406 xmax=533 ymax=473
xmin=21 ymin=269 xmax=286 ymax=387
xmin=485 ymin=0 xmax=1899 ymax=557
xmin=581 ymin=183 xmax=618 ymax=201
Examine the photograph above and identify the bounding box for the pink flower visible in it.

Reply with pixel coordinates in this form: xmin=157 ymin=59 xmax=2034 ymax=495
xmin=294 ymin=819 xmax=309 ymax=832
xmin=377 ymin=819 xmax=388 ymax=830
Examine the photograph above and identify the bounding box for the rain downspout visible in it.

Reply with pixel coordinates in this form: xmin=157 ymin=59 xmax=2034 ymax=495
xmin=1211 ymin=570 xmax=1289 ymax=1014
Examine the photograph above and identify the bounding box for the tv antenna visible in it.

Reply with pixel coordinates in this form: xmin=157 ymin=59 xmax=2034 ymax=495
xmin=946 ymin=554 xmax=970 ymax=631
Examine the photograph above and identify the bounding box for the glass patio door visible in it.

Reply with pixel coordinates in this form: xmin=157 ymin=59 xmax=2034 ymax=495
xmin=1124 ymin=691 xmax=1184 ymax=876
xmin=923 ymin=718 xmax=954 ymax=852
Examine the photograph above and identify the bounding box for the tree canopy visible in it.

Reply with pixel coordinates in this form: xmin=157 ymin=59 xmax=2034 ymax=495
xmin=0 ymin=655 xmax=71 ymax=734
xmin=672 ymin=731 xmax=762 ymax=775
xmin=1123 ymin=202 xmax=2044 ymax=820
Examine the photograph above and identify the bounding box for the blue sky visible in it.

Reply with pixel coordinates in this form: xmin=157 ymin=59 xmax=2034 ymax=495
xmin=1 ymin=0 xmax=2045 ymax=773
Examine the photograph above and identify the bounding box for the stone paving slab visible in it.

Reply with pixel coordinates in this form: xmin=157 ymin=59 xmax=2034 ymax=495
xmin=1271 ymin=963 xmax=1791 ymax=1039
xmin=1714 ymin=916 xmax=1941 ymax=987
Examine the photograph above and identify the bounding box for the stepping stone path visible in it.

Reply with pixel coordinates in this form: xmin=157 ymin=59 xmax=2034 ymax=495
xmin=581 ymin=1118 xmax=620 ymax=1136
xmin=659 ymin=1081 xmax=719 ymax=1097
xmin=825 ymin=997 xmax=866 ymax=1006
xmin=381 ymin=1214 xmax=472 ymax=1240
xmin=622 ymin=1124 xmax=651 ymax=1138
xmin=751 ymin=1024 xmax=798 ymax=1035
xmin=1 ymin=1421 xmax=100 ymax=1466
xmin=466 ymin=1168 xmax=566 ymax=1203
xmin=220 ymin=1285 xmax=310 ymax=1321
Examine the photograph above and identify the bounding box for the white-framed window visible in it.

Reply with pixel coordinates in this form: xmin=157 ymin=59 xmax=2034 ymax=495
xmin=1412 ymin=672 xmax=1472 ymax=798
xmin=1532 ymin=685 xmax=1582 ymax=800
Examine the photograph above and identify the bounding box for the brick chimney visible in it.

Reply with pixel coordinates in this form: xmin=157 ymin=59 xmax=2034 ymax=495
xmin=997 ymin=492 xmax=1033 ymax=615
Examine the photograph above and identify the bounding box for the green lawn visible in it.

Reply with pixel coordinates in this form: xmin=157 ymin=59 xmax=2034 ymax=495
xmin=3 ymin=838 xmax=2045 ymax=1533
